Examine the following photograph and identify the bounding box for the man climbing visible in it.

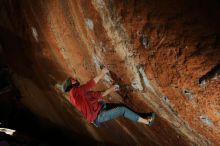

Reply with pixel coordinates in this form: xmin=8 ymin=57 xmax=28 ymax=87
xmin=62 ymin=67 xmax=156 ymax=127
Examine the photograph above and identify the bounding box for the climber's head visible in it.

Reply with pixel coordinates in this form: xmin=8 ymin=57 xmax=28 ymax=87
xmin=62 ymin=77 xmax=80 ymax=92
xmin=71 ymin=78 xmax=80 ymax=87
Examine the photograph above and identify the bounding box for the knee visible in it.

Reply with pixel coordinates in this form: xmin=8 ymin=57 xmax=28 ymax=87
xmin=118 ymin=106 xmax=127 ymax=113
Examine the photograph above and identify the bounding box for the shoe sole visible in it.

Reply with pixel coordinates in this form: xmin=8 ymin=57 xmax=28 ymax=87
xmin=147 ymin=113 xmax=156 ymax=127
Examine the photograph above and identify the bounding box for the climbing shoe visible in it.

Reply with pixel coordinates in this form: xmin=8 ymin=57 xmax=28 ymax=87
xmin=146 ymin=112 xmax=156 ymax=127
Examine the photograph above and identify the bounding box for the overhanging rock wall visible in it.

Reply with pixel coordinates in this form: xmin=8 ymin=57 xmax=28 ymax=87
xmin=0 ymin=0 xmax=220 ymax=145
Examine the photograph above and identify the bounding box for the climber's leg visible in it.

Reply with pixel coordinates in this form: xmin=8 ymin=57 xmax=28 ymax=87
xmin=95 ymin=106 xmax=155 ymax=126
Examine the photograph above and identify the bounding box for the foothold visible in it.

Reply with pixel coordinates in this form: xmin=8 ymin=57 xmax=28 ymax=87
xmin=140 ymin=34 xmax=150 ymax=49
xmin=199 ymin=115 xmax=213 ymax=127
xmin=162 ymin=96 xmax=177 ymax=114
xmin=104 ymin=74 xmax=113 ymax=84
xmin=31 ymin=26 xmax=39 ymax=42
xmin=85 ymin=18 xmax=94 ymax=31
xmin=138 ymin=66 xmax=155 ymax=93
xmin=93 ymin=55 xmax=101 ymax=70
xmin=199 ymin=64 xmax=220 ymax=85
xmin=61 ymin=47 xmax=65 ymax=52
xmin=131 ymin=80 xmax=143 ymax=91
xmin=199 ymin=80 xmax=206 ymax=88
xmin=183 ymin=89 xmax=193 ymax=100
xmin=162 ymin=96 xmax=170 ymax=104
xmin=114 ymin=84 xmax=120 ymax=91
xmin=60 ymin=47 xmax=68 ymax=59
xmin=101 ymin=46 xmax=107 ymax=53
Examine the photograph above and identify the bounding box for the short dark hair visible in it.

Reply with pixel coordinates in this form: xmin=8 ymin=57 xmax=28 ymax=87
xmin=62 ymin=78 xmax=73 ymax=92
xmin=62 ymin=77 xmax=80 ymax=92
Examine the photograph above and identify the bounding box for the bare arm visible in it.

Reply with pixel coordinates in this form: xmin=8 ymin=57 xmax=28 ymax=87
xmin=101 ymin=85 xmax=119 ymax=97
xmin=93 ymin=67 xmax=109 ymax=84
xmin=78 ymin=67 xmax=109 ymax=91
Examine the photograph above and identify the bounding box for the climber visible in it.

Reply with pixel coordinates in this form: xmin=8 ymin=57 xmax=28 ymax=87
xmin=62 ymin=67 xmax=156 ymax=127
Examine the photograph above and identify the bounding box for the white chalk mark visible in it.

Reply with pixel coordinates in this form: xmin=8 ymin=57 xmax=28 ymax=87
xmin=92 ymin=55 xmax=101 ymax=70
xmin=138 ymin=66 xmax=156 ymax=94
xmin=85 ymin=18 xmax=94 ymax=31
xmin=183 ymin=89 xmax=193 ymax=100
xmin=131 ymin=79 xmax=143 ymax=91
xmin=104 ymin=74 xmax=113 ymax=83
xmin=199 ymin=115 xmax=213 ymax=127
xmin=31 ymin=26 xmax=39 ymax=42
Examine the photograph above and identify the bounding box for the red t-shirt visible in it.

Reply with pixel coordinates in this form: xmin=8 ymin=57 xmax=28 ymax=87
xmin=69 ymin=79 xmax=102 ymax=122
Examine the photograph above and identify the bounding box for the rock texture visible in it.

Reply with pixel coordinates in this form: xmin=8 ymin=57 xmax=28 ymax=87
xmin=0 ymin=0 xmax=220 ymax=145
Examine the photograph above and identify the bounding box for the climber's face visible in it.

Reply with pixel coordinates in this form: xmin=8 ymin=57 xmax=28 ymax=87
xmin=71 ymin=79 xmax=76 ymax=85
xmin=72 ymin=79 xmax=80 ymax=87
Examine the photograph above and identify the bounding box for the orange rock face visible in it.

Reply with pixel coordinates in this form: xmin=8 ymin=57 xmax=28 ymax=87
xmin=0 ymin=0 xmax=219 ymax=145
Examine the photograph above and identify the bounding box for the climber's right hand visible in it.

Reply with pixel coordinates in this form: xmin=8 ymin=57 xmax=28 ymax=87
xmin=113 ymin=84 xmax=120 ymax=91
xmin=101 ymin=67 xmax=109 ymax=75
